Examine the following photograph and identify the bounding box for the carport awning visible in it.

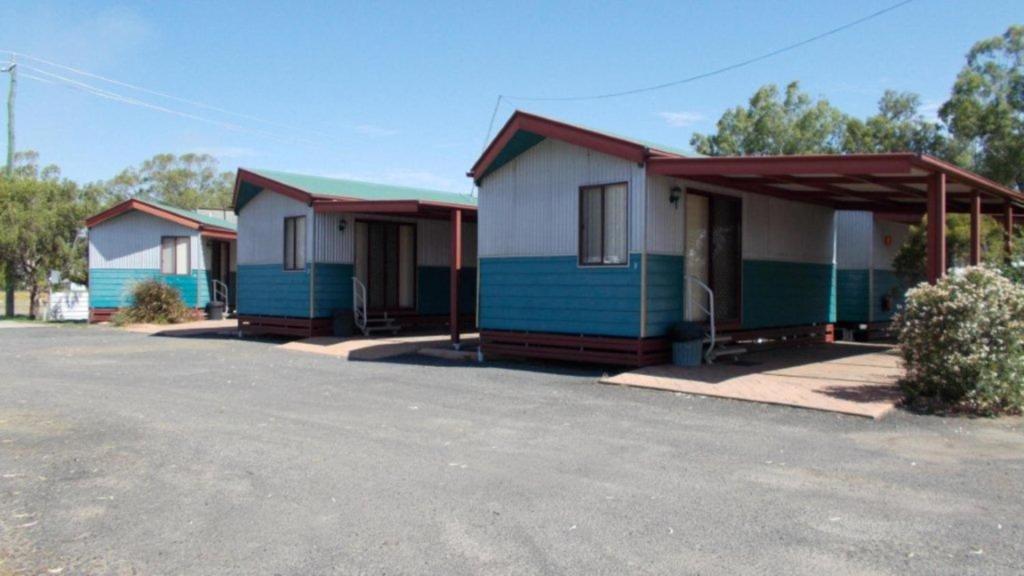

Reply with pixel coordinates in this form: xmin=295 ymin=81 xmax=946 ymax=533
xmin=647 ymin=153 xmax=1024 ymax=216
xmin=312 ymin=199 xmax=477 ymax=221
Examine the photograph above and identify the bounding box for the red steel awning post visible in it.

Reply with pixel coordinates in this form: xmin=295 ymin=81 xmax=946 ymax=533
xmin=970 ymin=192 xmax=982 ymax=266
xmin=1005 ymin=202 xmax=1016 ymax=264
xmin=450 ymin=208 xmax=463 ymax=348
xmin=927 ymin=172 xmax=947 ymax=284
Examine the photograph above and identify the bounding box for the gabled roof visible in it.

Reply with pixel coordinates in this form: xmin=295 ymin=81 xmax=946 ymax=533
xmin=233 ymin=168 xmax=476 ymax=214
xmin=469 ymin=111 xmax=1024 ymax=216
xmin=468 ymin=110 xmax=692 ymax=183
xmin=86 ymin=197 xmax=237 ymax=236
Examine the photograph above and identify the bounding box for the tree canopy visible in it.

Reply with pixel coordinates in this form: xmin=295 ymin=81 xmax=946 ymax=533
xmin=940 ymin=25 xmax=1024 ymax=190
xmin=690 ymin=82 xmax=847 ymax=156
xmin=690 ymin=82 xmax=957 ymax=159
xmin=690 ymin=26 xmax=1024 ymax=283
xmin=106 ymin=153 xmax=234 ymax=210
xmin=0 ymin=154 xmax=102 ymax=317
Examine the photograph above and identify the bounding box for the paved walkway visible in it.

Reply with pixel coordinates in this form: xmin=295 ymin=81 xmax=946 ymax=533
xmin=280 ymin=332 xmax=480 ymax=361
xmin=601 ymin=343 xmax=903 ymax=419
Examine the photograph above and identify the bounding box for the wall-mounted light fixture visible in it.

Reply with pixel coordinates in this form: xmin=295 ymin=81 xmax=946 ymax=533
xmin=338 ymin=218 xmax=347 ymax=233
xmin=669 ymin=186 xmax=683 ymax=209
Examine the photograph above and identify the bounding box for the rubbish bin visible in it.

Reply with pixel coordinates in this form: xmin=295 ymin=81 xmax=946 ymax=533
xmin=333 ymin=309 xmax=354 ymax=337
xmin=670 ymin=321 xmax=706 ymax=366
xmin=207 ymin=301 xmax=225 ymax=320
xmin=671 ymin=339 xmax=704 ymax=366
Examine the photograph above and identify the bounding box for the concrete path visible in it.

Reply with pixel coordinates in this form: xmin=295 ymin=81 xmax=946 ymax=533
xmin=602 ymin=343 xmax=903 ymax=419
xmin=280 ymin=332 xmax=480 ymax=361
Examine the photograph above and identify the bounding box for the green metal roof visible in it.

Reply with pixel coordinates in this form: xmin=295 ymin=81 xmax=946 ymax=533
xmin=248 ymin=168 xmax=477 ymax=207
xmin=140 ymin=197 xmax=237 ymax=231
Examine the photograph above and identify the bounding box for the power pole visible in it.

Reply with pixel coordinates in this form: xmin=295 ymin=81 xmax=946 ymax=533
xmin=3 ymin=55 xmax=13 ymax=176
xmin=2 ymin=55 xmax=14 ymax=316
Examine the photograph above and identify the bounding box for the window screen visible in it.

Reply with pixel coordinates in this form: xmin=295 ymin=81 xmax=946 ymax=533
xmin=160 ymin=237 xmax=190 ymax=275
xmin=579 ymin=183 xmax=628 ymax=265
xmin=284 ymin=216 xmax=306 ymax=270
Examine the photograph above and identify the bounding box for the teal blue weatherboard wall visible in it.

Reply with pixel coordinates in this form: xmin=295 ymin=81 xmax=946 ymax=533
xmin=235 ymin=263 xmax=352 ymax=319
xmin=313 ymin=263 xmax=355 ymax=318
xmin=837 ymin=269 xmax=870 ymax=323
xmin=836 ymin=269 xmax=906 ymax=323
xmin=236 ymin=264 xmax=312 ymax=318
xmin=479 ymin=255 xmax=642 ymax=338
xmin=872 ymin=269 xmax=906 ymax=322
xmin=417 ymin=267 xmax=477 ymax=315
xmin=741 ymin=260 xmax=836 ymax=330
xmin=645 ymin=254 xmax=684 ymax=337
xmin=89 ymin=268 xmax=211 ymax=309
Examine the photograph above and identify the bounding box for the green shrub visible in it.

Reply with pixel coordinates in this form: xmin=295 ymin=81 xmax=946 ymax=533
xmin=113 ymin=279 xmax=190 ymax=325
xmin=894 ymin=266 xmax=1024 ymax=415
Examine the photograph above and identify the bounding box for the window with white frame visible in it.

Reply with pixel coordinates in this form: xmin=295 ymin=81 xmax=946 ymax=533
xmin=579 ymin=183 xmax=628 ymax=265
xmin=160 ymin=237 xmax=190 ymax=275
xmin=283 ymin=216 xmax=306 ymax=271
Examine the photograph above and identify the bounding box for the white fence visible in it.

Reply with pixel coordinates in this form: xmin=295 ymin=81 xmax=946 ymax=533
xmin=47 ymin=287 xmax=89 ymax=321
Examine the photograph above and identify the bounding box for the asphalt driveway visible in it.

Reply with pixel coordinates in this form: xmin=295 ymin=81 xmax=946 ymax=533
xmin=1 ymin=326 xmax=1021 ymax=575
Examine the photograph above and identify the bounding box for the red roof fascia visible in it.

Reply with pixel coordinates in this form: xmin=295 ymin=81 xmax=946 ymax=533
xmin=312 ymin=199 xmax=478 ymax=214
xmin=912 ymin=155 xmax=1024 ymax=207
xmin=86 ymin=199 xmax=202 ymax=230
xmin=232 ymin=168 xmax=319 ymax=208
xmin=648 ymin=154 xmax=919 ymax=177
xmin=199 ymin=227 xmax=237 ymax=240
xmin=469 ymin=111 xmax=654 ymax=179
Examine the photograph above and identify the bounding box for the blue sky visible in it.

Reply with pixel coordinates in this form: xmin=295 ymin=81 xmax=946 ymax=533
xmin=0 ymin=1 xmax=1019 ymax=196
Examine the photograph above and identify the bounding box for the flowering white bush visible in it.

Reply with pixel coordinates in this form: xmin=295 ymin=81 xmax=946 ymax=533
xmin=894 ymin=266 xmax=1024 ymax=414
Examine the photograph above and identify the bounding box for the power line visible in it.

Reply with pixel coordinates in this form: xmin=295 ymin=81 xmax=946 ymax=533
xmin=0 ymin=49 xmax=338 ymax=140
xmin=18 ymin=64 xmax=325 ymax=148
xmin=502 ymin=0 xmax=916 ymax=102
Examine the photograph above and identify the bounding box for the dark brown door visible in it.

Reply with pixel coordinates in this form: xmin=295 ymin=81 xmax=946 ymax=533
xmin=365 ymin=222 xmax=415 ymax=310
xmin=709 ymin=195 xmax=742 ymax=323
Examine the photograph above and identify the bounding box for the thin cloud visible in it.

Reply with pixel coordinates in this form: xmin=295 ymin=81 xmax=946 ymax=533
xmin=659 ymin=111 xmax=704 ymax=128
xmin=920 ymin=99 xmax=944 ymax=120
xmin=191 ymin=146 xmax=261 ymax=159
xmin=354 ymin=124 xmax=399 ymax=137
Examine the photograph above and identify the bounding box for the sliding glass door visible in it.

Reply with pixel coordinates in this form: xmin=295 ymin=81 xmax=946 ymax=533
xmin=355 ymin=221 xmax=416 ymax=311
xmin=685 ymin=192 xmax=742 ymax=325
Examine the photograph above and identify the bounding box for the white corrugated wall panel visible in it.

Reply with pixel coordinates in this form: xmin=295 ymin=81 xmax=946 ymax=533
xmin=836 ymin=211 xmax=873 ymax=270
xmin=672 ymin=178 xmax=834 ymax=264
xmin=873 ymin=218 xmax=911 ymax=271
xmin=463 ymin=222 xmax=478 ymax=266
xmin=89 ymin=211 xmax=202 ymax=270
xmin=314 ymin=212 xmax=356 ymax=264
xmin=417 ymin=219 xmax=449 ymax=266
xmin=645 ymin=174 xmax=685 ymax=255
xmin=744 ymin=195 xmax=836 ymax=265
xmin=417 ymin=220 xmax=479 ymax=267
xmin=237 ymin=190 xmax=313 ymax=265
xmin=478 ymin=138 xmax=645 ymax=258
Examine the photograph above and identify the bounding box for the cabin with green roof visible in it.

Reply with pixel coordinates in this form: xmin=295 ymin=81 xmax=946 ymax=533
xmin=232 ymin=168 xmax=477 ymax=340
xmin=86 ymin=198 xmax=238 ymax=322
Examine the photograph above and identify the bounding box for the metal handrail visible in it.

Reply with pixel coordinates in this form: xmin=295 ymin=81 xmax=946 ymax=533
xmin=685 ymin=275 xmax=716 ymax=363
xmin=211 ymin=279 xmax=229 ymax=307
xmin=352 ymin=277 xmax=368 ymax=334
